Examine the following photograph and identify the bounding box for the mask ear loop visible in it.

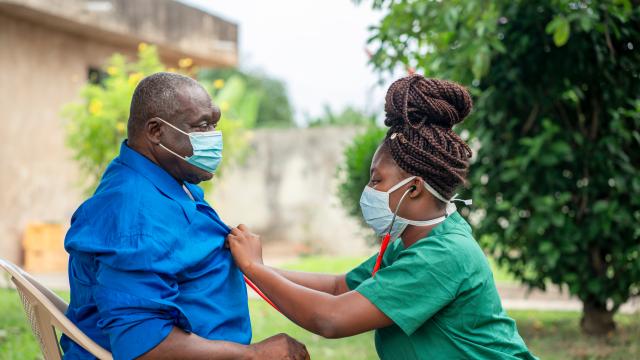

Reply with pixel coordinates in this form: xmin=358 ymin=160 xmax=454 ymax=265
xmin=372 ymin=185 xmax=415 ymax=276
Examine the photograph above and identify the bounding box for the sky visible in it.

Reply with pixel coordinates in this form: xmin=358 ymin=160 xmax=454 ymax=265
xmin=180 ymin=0 xmax=391 ymax=125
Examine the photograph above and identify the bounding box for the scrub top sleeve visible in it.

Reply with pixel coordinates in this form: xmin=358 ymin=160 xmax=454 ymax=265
xmin=92 ymin=260 xmax=192 ymax=360
xmin=345 ymin=253 xmax=377 ymax=290
xmin=352 ymin=238 xmax=463 ymax=335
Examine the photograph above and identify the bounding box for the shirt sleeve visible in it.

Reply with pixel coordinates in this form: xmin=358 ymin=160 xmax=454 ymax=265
xmin=345 ymin=253 xmax=377 ymax=290
xmin=352 ymin=237 xmax=464 ymax=335
xmin=92 ymin=236 xmax=192 ymax=360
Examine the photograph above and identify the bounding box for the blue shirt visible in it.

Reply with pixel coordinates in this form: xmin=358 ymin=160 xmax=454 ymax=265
xmin=61 ymin=141 xmax=251 ymax=360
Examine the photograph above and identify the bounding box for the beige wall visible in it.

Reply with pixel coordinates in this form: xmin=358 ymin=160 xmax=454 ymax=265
xmin=0 ymin=13 xmax=140 ymax=264
xmin=0 ymin=12 xmax=371 ymax=263
xmin=209 ymin=127 xmax=372 ymax=256
xmin=0 ymin=13 xmax=182 ymax=262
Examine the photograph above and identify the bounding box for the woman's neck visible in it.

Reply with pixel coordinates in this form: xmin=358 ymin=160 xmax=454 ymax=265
xmin=400 ymin=206 xmax=447 ymax=248
xmin=400 ymin=224 xmax=435 ymax=248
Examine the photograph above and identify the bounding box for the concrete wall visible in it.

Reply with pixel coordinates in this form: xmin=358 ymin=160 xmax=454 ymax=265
xmin=209 ymin=127 xmax=371 ymax=256
xmin=0 ymin=0 xmax=238 ymax=67
xmin=0 ymin=12 xmax=124 ymax=263
xmin=0 ymin=5 xmax=237 ymax=264
xmin=0 ymin=4 xmax=371 ymax=263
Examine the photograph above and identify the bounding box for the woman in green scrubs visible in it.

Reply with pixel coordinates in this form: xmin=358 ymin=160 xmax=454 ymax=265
xmin=228 ymin=74 xmax=537 ymax=360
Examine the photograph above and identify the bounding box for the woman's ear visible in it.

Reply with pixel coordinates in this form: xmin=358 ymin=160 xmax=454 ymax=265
xmin=408 ymin=177 xmax=424 ymax=198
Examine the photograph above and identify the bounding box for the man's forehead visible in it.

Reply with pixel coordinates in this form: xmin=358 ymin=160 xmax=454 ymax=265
xmin=174 ymin=85 xmax=213 ymax=119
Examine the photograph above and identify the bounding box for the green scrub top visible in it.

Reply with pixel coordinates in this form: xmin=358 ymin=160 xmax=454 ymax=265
xmin=346 ymin=212 xmax=538 ymax=360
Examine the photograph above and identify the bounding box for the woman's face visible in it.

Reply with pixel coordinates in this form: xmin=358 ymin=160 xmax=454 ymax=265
xmin=367 ymin=144 xmax=415 ymax=215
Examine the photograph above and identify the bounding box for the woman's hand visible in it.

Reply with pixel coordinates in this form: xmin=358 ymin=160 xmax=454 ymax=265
xmin=227 ymin=224 xmax=264 ymax=273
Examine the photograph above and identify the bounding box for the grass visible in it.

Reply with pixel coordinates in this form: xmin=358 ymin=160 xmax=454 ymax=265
xmin=2 ymin=257 xmax=638 ymax=359
xmin=0 ymin=288 xmax=376 ymax=360
xmin=279 ymin=254 xmax=516 ymax=284
xmin=508 ymin=309 xmax=640 ymax=360
xmin=280 ymin=255 xmax=369 ymax=273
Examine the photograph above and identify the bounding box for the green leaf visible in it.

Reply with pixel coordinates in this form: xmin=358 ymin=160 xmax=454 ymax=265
xmin=552 ymin=17 xmax=570 ymax=47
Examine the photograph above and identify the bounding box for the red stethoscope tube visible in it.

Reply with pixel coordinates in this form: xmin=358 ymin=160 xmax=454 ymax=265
xmin=245 ymin=186 xmax=414 ymax=311
xmin=371 ymin=233 xmax=391 ymax=276
xmin=244 ymin=275 xmax=282 ymax=313
xmin=372 ymin=186 xmax=414 ymax=276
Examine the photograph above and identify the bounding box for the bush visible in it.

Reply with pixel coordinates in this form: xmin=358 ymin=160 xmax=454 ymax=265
xmin=307 ymin=105 xmax=377 ymax=128
xmin=63 ymin=44 xmax=259 ymax=193
xmin=336 ymin=126 xmax=387 ymax=230
xmin=200 ymin=68 xmax=295 ymax=128
xmin=358 ymin=0 xmax=640 ymax=335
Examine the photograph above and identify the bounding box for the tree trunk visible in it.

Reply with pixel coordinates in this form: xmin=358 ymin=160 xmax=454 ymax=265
xmin=581 ymin=300 xmax=616 ymax=335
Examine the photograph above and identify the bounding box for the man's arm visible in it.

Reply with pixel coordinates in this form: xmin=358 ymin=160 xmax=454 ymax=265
xmin=270 ymin=268 xmax=350 ymax=295
xmin=139 ymin=327 xmax=309 ymax=360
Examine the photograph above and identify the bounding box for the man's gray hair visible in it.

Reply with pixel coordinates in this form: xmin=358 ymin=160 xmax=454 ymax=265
xmin=127 ymin=72 xmax=206 ymax=139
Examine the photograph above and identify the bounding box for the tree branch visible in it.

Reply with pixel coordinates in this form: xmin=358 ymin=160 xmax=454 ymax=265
xmin=521 ymin=103 xmax=540 ymax=135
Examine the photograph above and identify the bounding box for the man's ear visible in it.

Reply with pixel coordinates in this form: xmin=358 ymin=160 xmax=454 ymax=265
xmin=145 ymin=117 xmax=162 ymax=145
xmin=408 ymin=177 xmax=424 ymax=198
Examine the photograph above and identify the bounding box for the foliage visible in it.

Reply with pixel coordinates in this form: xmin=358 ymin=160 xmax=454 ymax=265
xmin=307 ymin=105 xmax=377 ymax=128
xmin=200 ymin=68 xmax=295 ymax=128
xmin=336 ymin=126 xmax=387 ymax=229
xmin=358 ymin=0 xmax=640 ymax=333
xmin=63 ymin=44 xmax=259 ymax=194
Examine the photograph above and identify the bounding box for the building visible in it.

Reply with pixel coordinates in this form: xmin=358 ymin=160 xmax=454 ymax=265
xmin=0 ymin=0 xmax=238 ymax=264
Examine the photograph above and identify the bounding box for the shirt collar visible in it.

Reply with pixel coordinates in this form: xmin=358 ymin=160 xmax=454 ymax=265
xmin=118 ymin=140 xmax=194 ymax=205
xmin=429 ymin=211 xmax=469 ymax=237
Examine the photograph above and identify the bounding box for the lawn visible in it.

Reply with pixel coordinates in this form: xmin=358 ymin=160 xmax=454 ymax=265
xmin=1 ymin=256 xmax=638 ymax=359
xmin=279 ymin=254 xmax=516 ymax=284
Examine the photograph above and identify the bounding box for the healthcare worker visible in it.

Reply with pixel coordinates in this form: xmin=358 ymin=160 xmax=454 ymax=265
xmin=228 ymin=74 xmax=538 ymax=360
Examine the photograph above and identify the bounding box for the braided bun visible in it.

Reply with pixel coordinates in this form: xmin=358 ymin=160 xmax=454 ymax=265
xmin=383 ymin=74 xmax=473 ymax=200
xmin=384 ymin=74 xmax=472 ymax=128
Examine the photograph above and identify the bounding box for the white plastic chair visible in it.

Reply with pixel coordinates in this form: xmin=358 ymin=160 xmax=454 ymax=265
xmin=0 ymin=258 xmax=112 ymax=360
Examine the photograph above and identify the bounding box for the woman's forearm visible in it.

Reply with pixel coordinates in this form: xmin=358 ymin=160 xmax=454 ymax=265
xmin=227 ymin=224 xmax=392 ymax=338
xmin=270 ymin=267 xmax=349 ymax=295
xmin=246 ymin=263 xmax=348 ymax=338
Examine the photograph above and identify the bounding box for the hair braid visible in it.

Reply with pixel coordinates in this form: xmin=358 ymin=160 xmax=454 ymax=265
xmin=383 ymin=74 xmax=473 ymax=200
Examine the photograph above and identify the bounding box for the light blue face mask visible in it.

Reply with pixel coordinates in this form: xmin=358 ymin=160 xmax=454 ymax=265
xmin=157 ymin=118 xmax=223 ymax=173
xmin=359 ymin=176 xmax=468 ymax=240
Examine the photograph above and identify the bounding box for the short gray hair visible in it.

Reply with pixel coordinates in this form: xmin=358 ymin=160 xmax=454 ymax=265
xmin=127 ymin=72 xmax=206 ymax=139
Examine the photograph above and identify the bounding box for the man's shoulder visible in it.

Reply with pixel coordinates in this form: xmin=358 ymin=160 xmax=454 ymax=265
xmin=65 ymin=161 xmax=166 ymax=248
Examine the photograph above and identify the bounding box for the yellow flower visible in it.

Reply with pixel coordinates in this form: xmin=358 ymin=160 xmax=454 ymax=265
xmin=167 ymin=67 xmax=177 ymax=73
xmin=178 ymin=57 xmax=193 ymax=68
xmin=220 ymin=101 xmax=230 ymax=112
xmin=106 ymin=66 xmax=118 ymax=76
xmin=116 ymin=122 xmax=126 ymax=133
xmin=213 ymin=79 xmax=225 ymax=89
xmin=138 ymin=42 xmax=148 ymax=52
xmin=128 ymin=72 xmax=143 ymax=86
xmin=89 ymin=99 xmax=103 ymax=116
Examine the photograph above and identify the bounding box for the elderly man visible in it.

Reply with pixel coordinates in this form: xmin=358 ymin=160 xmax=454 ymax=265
xmin=61 ymin=72 xmax=309 ymax=360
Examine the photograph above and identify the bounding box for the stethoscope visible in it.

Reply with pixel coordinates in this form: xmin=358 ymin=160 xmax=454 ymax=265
xmin=244 ymin=184 xmax=416 ymax=313
xmin=243 ymin=184 xmax=464 ymax=312
xmin=371 ymin=185 xmax=417 ymax=276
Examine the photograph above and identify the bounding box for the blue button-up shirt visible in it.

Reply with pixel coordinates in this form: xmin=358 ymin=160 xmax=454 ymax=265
xmin=61 ymin=141 xmax=251 ymax=360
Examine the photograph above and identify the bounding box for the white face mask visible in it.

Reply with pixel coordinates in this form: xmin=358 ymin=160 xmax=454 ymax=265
xmin=359 ymin=176 xmax=470 ymax=240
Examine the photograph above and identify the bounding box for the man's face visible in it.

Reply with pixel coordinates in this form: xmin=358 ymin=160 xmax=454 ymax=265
xmin=152 ymin=85 xmax=221 ymax=184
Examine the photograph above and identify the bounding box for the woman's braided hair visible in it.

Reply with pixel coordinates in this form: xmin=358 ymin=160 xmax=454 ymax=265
xmin=384 ymin=74 xmax=473 ymax=201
